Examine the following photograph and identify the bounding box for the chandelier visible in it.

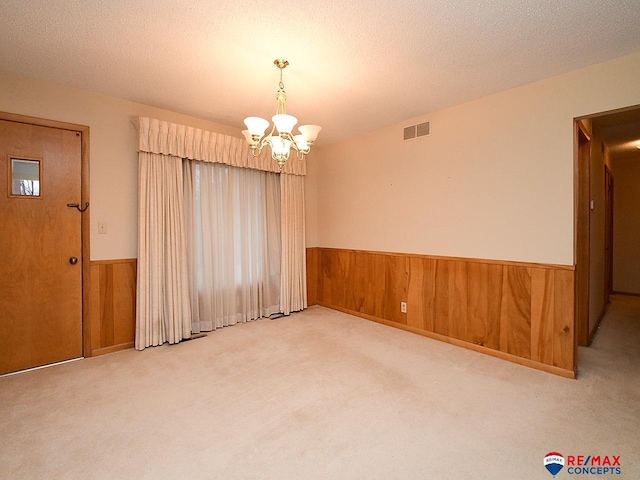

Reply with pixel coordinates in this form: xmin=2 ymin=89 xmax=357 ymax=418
xmin=242 ymin=59 xmax=321 ymax=169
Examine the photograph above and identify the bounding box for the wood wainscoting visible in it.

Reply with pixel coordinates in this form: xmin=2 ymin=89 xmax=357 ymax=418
xmin=306 ymin=247 xmax=319 ymax=306
xmin=306 ymin=247 xmax=576 ymax=378
xmin=88 ymin=259 xmax=137 ymax=356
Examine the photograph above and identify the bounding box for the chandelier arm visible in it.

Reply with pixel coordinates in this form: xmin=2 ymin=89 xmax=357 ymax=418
xmin=257 ymin=134 xmax=272 ymax=152
xmin=250 ymin=124 xmax=278 ymax=156
xmin=290 ymin=142 xmax=308 ymax=155
xmin=250 ymin=132 xmax=274 ymax=156
xmin=266 ymin=122 xmax=277 ymax=139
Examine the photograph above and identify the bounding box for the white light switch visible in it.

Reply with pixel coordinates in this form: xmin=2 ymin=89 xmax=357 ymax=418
xmin=98 ymin=222 xmax=107 ymax=234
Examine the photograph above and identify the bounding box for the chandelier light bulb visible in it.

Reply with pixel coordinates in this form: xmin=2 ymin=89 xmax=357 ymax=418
xmin=241 ymin=130 xmax=257 ymax=146
xmin=293 ymin=134 xmax=309 ymax=151
xmin=244 ymin=117 xmax=270 ymax=137
xmin=271 ymin=136 xmax=292 ymax=156
xmin=272 ymin=114 xmax=298 ymax=134
xmin=298 ymin=124 xmax=322 ymax=144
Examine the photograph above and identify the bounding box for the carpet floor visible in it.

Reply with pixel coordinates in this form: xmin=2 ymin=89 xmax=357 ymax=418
xmin=1 ymin=295 xmax=639 ymax=479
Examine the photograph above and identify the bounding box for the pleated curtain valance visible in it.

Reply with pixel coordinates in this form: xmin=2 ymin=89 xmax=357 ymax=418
xmin=136 ymin=116 xmax=306 ymax=176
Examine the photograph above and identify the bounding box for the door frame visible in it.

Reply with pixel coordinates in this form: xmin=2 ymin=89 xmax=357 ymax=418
xmin=604 ymin=164 xmax=614 ymax=306
xmin=574 ymin=119 xmax=591 ymax=351
xmin=0 ymin=111 xmax=92 ymax=358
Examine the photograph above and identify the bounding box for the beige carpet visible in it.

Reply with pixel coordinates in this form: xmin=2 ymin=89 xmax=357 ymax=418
xmin=1 ymin=296 xmax=639 ymax=479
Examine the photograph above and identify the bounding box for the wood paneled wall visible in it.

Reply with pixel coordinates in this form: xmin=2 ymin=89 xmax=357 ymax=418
xmin=306 ymin=247 xmax=576 ymax=378
xmin=306 ymin=248 xmax=319 ymax=307
xmin=88 ymin=259 xmax=137 ymax=356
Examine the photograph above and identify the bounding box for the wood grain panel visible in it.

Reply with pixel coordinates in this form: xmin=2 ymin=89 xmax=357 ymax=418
xmin=383 ymin=255 xmax=408 ymax=324
xmin=112 ymin=262 xmax=136 ymax=345
xmin=318 ymin=248 xmax=333 ymax=305
xmin=313 ymin=247 xmax=575 ymax=377
xmin=355 ymin=252 xmax=386 ymax=318
xmin=530 ymin=268 xmax=555 ymax=364
xmin=448 ymin=261 xmax=468 ymax=341
xmin=407 ymin=257 xmax=436 ymax=331
xmin=319 ymin=249 xmax=350 ymax=308
xmin=467 ymin=263 xmax=503 ymax=349
xmin=89 ymin=259 xmax=137 ymax=356
xmin=434 ymin=260 xmax=450 ymax=336
xmin=100 ymin=264 xmax=115 ymax=347
xmin=342 ymin=251 xmax=359 ymax=313
xmin=553 ymin=269 xmax=575 ymax=371
xmin=318 ymin=249 xmax=386 ymax=317
xmin=306 ymin=248 xmax=319 ymax=306
xmin=501 ymin=266 xmax=532 ymax=359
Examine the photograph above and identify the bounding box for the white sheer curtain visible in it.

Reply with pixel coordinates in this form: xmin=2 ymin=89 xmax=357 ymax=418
xmin=184 ymin=161 xmax=281 ymax=332
xmin=136 ymin=152 xmax=192 ymax=350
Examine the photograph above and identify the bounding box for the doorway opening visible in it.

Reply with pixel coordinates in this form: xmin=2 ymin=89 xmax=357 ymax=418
xmin=574 ymin=105 xmax=640 ymax=360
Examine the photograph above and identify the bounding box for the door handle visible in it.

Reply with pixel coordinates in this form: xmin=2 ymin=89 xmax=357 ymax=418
xmin=67 ymin=202 xmax=89 ymax=212
xmin=69 ymin=257 xmax=78 ymax=265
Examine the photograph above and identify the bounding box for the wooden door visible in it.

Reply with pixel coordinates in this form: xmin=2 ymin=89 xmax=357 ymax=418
xmin=0 ymin=119 xmax=83 ymax=374
xmin=604 ymin=165 xmax=614 ymax=305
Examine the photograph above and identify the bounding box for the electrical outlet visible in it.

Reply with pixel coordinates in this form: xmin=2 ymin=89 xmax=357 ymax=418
xmin=400 ymin=302 xmax=407 ymax=313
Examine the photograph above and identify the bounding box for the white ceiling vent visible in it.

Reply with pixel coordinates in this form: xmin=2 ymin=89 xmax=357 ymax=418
xmin=403 ymin=121 xmax=430 ymax=140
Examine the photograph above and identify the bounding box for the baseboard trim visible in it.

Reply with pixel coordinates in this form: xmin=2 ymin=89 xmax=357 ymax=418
xmin=318 ymin=302 xmax=576 ymax=379
xmin=92 ymin=342 xmax=134 ymax=356
xmin=90 ymin=258 xmax=137 ymax=266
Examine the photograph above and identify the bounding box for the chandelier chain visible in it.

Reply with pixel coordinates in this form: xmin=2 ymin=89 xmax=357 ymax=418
xmin=277 ymin=58 xmax=287 ymax=90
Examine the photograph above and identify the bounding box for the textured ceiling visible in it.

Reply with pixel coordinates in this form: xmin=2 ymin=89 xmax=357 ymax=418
xmin=1 ymin=1 xmax=640 ymax=145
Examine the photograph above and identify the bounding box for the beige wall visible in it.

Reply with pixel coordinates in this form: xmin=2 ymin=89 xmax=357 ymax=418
xmin=3 ymin=51 xmax=640 ymax=263
xmin=304 ymin=149 xmax=319 ymax=247
xmin=0 ymin=72 xmax=240 ymax=260
xmin=310 ymin=51 xmax=640 ymax=265
xmin=612 ymin=157 xmax=640 ymax=294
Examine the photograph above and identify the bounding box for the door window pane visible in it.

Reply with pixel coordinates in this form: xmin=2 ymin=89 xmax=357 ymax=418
xmin=11 ymin=158 xmax=41 ymax=196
